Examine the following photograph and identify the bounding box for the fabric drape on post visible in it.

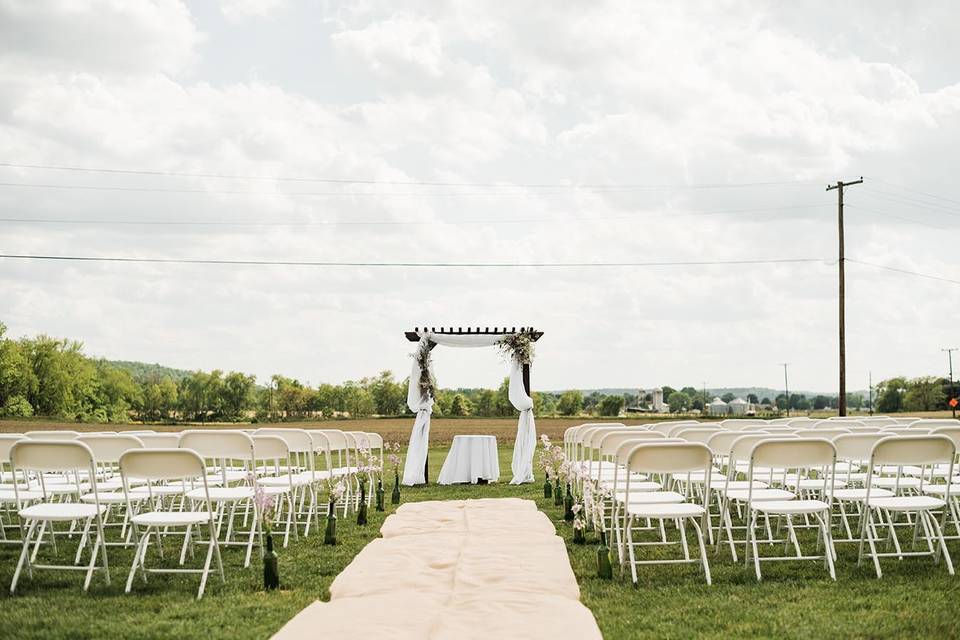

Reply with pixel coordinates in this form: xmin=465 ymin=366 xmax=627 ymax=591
xmin=402 ymin=338 xmax=433 ymax=486
xmin=508 ymin=360 xmax=536 ymax=484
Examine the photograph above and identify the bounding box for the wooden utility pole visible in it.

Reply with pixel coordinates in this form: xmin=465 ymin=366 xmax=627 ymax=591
xmin=781 ymin=363 xmax=790 ymax=417
xmin=944 ymin=348 xmax=958 ymax=419
xmin=826 ymin=177 xmax=863 ymax=416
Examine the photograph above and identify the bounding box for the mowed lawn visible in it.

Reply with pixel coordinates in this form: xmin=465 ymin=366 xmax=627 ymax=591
xmin=0 ymin=420 xmax=957 ymax=639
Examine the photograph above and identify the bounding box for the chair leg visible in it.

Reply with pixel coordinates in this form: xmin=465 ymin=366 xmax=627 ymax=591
xmin=83 ymin=521 xmax=101 ymax=592
xmin=690 ymin=517 xmax=712 ymax=586
xmin=625 ymin=516 xmax=638 ymax=584
xmin=125 ymin=527 xmax=149 ymax=593
xmin=10 ymin=519 xmax=38 ymax=594
xmin=928 ymin=511 xmax=955 ymax=575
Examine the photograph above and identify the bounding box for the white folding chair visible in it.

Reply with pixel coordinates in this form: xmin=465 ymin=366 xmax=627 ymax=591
xmin=858 ymin=435 xmax=956 ymax=577
xmin=120 ymin=448 xmax=224 ymax=599
xmin=742 ymin=439 xmax=837 ymax=581
xmin=136 ymin=433 xmax=181 ymax=449
xmin=620 ymin=442 xmax=714 ymax=585
xmin=179 ymin=431 xmax=259 ymax=567
xmin=9 ymin=440 xmax=110 ymax=593
xmin=251 ymin=435 xmax=298 ymax=547
xmin=24 ymin=430 xmax=81 ymax=440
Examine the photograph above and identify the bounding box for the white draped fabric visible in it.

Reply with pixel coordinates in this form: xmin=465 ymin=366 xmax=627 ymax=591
xmin=401 ymin=331 xmax=538 ymax=486
xmin=402 ymin=338 xmax=433 ymax=486
xmin=508 ymin=360 xmax=536 ymax=484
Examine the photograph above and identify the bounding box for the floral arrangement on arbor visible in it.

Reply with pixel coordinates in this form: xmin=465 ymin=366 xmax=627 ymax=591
xmin=412 ymin=339 xmax=436 ymax=402
xmin=497 ymin=331 xmax=535 ymax=365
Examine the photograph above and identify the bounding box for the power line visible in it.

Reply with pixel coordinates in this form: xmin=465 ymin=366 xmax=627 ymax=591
xmin=844 ymin=204 xmax=944 ymax=230
xmin=0 ymin=254 xmax=827 ymax=269
xmin=847 ymin=258 xmax=960 ymax=286
xmin=0 ymin=161 xmax=822 ymax=190
xmin=868 ymin=176 xmax=960 ymax=208
xmin=858 ymin=187 xmax=960 ymax=218
xmin=0 ymin=204 xmax=829 ymax=228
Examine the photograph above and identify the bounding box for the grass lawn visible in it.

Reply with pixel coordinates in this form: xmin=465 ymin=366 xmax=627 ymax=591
xmin=1 ymin=426 xmax=959 ymax=639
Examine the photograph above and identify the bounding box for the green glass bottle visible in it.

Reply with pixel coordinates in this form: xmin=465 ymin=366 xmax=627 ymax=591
xmin=357 ymin=487 xmax=368 ymax=525
xmin=543 ymin=476 xmax=553 ymax=499
xmin=375 ymin=480 xmax=385 ymax=512
xmin=263 ymin=533 xmax=279 ymax=590
xmin=597 ymin=530 xmax=613 ymax=579
xmin=563 ymin=484 xmax=574 ymax=521
xmin=554 ymin=479 xmax=563 ymax=506
xmin=391 ymin=472 xmax=401 ymax=505
xmin=324 ymin=501 xmax=337 ymax=545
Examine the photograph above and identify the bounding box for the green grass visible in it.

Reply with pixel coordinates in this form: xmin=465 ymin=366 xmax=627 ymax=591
xmin=1 ymin=444 xmax=959 ymax=639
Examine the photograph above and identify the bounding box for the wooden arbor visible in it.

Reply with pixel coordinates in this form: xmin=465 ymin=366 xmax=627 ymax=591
xmin=404 ymin=326 xmax=543 ymax=484
xmin=404 ymin=326 xmax=544 ymax=395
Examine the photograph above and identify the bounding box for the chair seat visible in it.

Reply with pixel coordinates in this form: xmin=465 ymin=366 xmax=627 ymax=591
xmin=615 ymin=490 xmax=685 ymax=504
xmin=331 ymin=467 xmax=357 ymax=476
xmin=41 ymin=484 xmax=90 ymax=495
xmin=129 ymin=484 xmax=188 ymax=497
xmin=81 ymin=491 xmax=143 ymax=504
xmin=678 ymin=472 xmax=726 ymax=485
xmin=868 ymin=496 xmax=946 ymax=511
xmin=186 ymin=486 xmax=254 ymax=501
xmin=879 ymin=465 xmax=924 ymax=476
xmin=259 ymin=474 xmax=311 ymax=488
xmin=833 ymin=488 xmax=895 ymax=501
xmin=97 ymin=477 xmax=149 ymax=490
xmin=261 ymin=485 xmax=291 ymax=496
xmin=0 ymin=489 xmax=45 ymax=502
xmin=626 ymin=502 xmax=705 ymax=519
xmin=606 ymin=481 xmax=662 ymax=493
xmin=784 ymin=478 xmax=847 ymax=490
xmin=871 ymin=477 xmax=922 ymax=489
xmin=725 ymin=489 xmax=795 ymax=502
xmin=921 ymin=484 xmax=960 ymax=496
xmin=20 ymin=502 xmax=107 ymax=521
xmin=752 ymin=499 xmax=830 ymax=515
xmin=131 ymin=511 xmax=212 ymax=527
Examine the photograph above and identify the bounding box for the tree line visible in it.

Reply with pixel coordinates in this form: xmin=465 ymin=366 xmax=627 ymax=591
xmin=0 ymin=325 xmax=954 ymax=423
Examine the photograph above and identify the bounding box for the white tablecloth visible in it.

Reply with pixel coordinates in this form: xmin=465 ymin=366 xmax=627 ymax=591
xmin=438 ymin=435 xmax=500 ymax=485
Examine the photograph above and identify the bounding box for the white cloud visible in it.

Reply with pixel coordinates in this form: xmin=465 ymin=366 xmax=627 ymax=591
xmin=0 ymin=1 xmax=958 ymax=393
xmin=218 ymin=0 xmax=287 ymax=22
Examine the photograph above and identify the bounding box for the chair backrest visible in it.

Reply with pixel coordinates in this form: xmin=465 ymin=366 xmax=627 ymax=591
xmin=252 ymin=435 xmax=290 ymax=463
xmin=346 ymin=431 xmax=373 ymax=451
xmin=729 ymin=433 xmax=799 ymax=463
xmin=77 ymin=434 xmax=144 ymax=464
xmin=179 ymin=430 xmax=255 ymax=460
xmin=871 ymin=435 xmax=956 ymax=467
xmin=136 ymin=433 xmax=181 ymax=449
xmin=833 ymin=433 xmax=889 ymax=462
xmin=650 ymin=420 xmax=697 ymax=434
xmin=667 ymin=423 xmax=719 ymax=437
xmin=11 ymin=440 xmax=95 ymax=473
xmin=721 ymin=419 xmax=767 ymax=431
xmin=0 ymin=434 xmax=25 ymax=462
xmin=910 ymin=419 xmax=960 ymax=429
xmin=750 ymin=438 xmax=836 ymax=469
xmin=931 ymin=427 xmax=960 ymax=451
xmin=597 ymin=431 xmax=665 ymax=458
xmin=794 ymin=428 xmax=851 ymax=439
xmin=365 ymin=432 xmax=384 ymax=451
xmin=673 ymin=427 xmax=722 ymax=444
xmin=255 ymin=428 xmax=313 ymax=454
xmin=120 ymin=448 xmax=206 ymax=482
xmin=318 ymin=429 xmax=349 ymax=451
xmin=626 ymin=442 xmax=713 ymax=475
xmin=24 ymin=430 xmax=81 ymax=440
xmin=881 ymin=427 xmax=931 ymax=435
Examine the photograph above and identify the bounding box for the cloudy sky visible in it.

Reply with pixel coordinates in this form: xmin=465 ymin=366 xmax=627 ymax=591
xmin=0 ymin=0 xmax=958 ymax=393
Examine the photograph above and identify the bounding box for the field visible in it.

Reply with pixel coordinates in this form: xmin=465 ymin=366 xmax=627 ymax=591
xmin=1 ymin=419 xmax=959 ymax=639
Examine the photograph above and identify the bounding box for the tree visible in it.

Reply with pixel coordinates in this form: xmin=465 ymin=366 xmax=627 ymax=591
xmin=473 ymin=389 xmax=497 ymax=416
xmin=876 ymin=377 xmax=907 ymax=413
xmin=721 ymin=392 xmax=735 ymax=403
xmin=747 ymin=393 xmax=759 ymax=404
xmin=221 ymin=371 xmax=256 ymax=421
xmin=761 ymin=397 xmax=771 ymax=405
xmin=449 ymin=393 xmax=472 ymax=416
xmin=666 ymin=390 xmax=690 ymax=413
xmin=598 ymin=395 xmax=624 ymax=416
xmin=368 ymin=371 xmax=406 ymax=415
xmin=557 ymin=390 xmax=583 ymax=416
xmin=904 ymin=377 xmax=946 ymax=412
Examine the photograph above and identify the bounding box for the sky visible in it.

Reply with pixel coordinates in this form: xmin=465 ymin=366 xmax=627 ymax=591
xmin=0 ymin=0 xmax=958 ymax=393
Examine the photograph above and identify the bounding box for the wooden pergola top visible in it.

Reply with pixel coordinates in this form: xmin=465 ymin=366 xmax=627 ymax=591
xmin=404 ymin=327 xmax=544 ymax=342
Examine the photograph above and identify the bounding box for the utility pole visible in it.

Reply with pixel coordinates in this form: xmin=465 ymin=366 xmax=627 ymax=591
xmin=781 ymin=363 xmax=791 ymax=417
xmin=868 ymin=371 xmax=873 ymax=416
xmin=826 ymin=177 xmax=863 ymax=416
xmin=944 ymin=348 xmax=958 ymax=419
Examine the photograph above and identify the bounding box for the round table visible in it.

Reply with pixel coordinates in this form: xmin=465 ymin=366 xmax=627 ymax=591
xmin=438 ymin=435 xmax=500 ymax=485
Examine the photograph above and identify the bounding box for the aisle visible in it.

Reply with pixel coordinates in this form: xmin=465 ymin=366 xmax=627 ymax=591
xmin=272 ymin=498 xmax=602 ymax=640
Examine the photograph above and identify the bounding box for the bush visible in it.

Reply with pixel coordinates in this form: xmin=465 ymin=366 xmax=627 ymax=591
xmin=2 ymin=395 xmax=34 ymax=417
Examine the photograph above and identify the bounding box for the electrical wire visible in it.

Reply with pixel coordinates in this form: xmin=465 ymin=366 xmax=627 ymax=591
xmin=0 ymin=254 xmax=827 ymax=268
xmin=0 ymin=204 xmax=829 ymax=228
xmin=847 ymin=259 xmax=960 ymax=286
xmin=0 ymin=161 xmax=822 ymax=190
